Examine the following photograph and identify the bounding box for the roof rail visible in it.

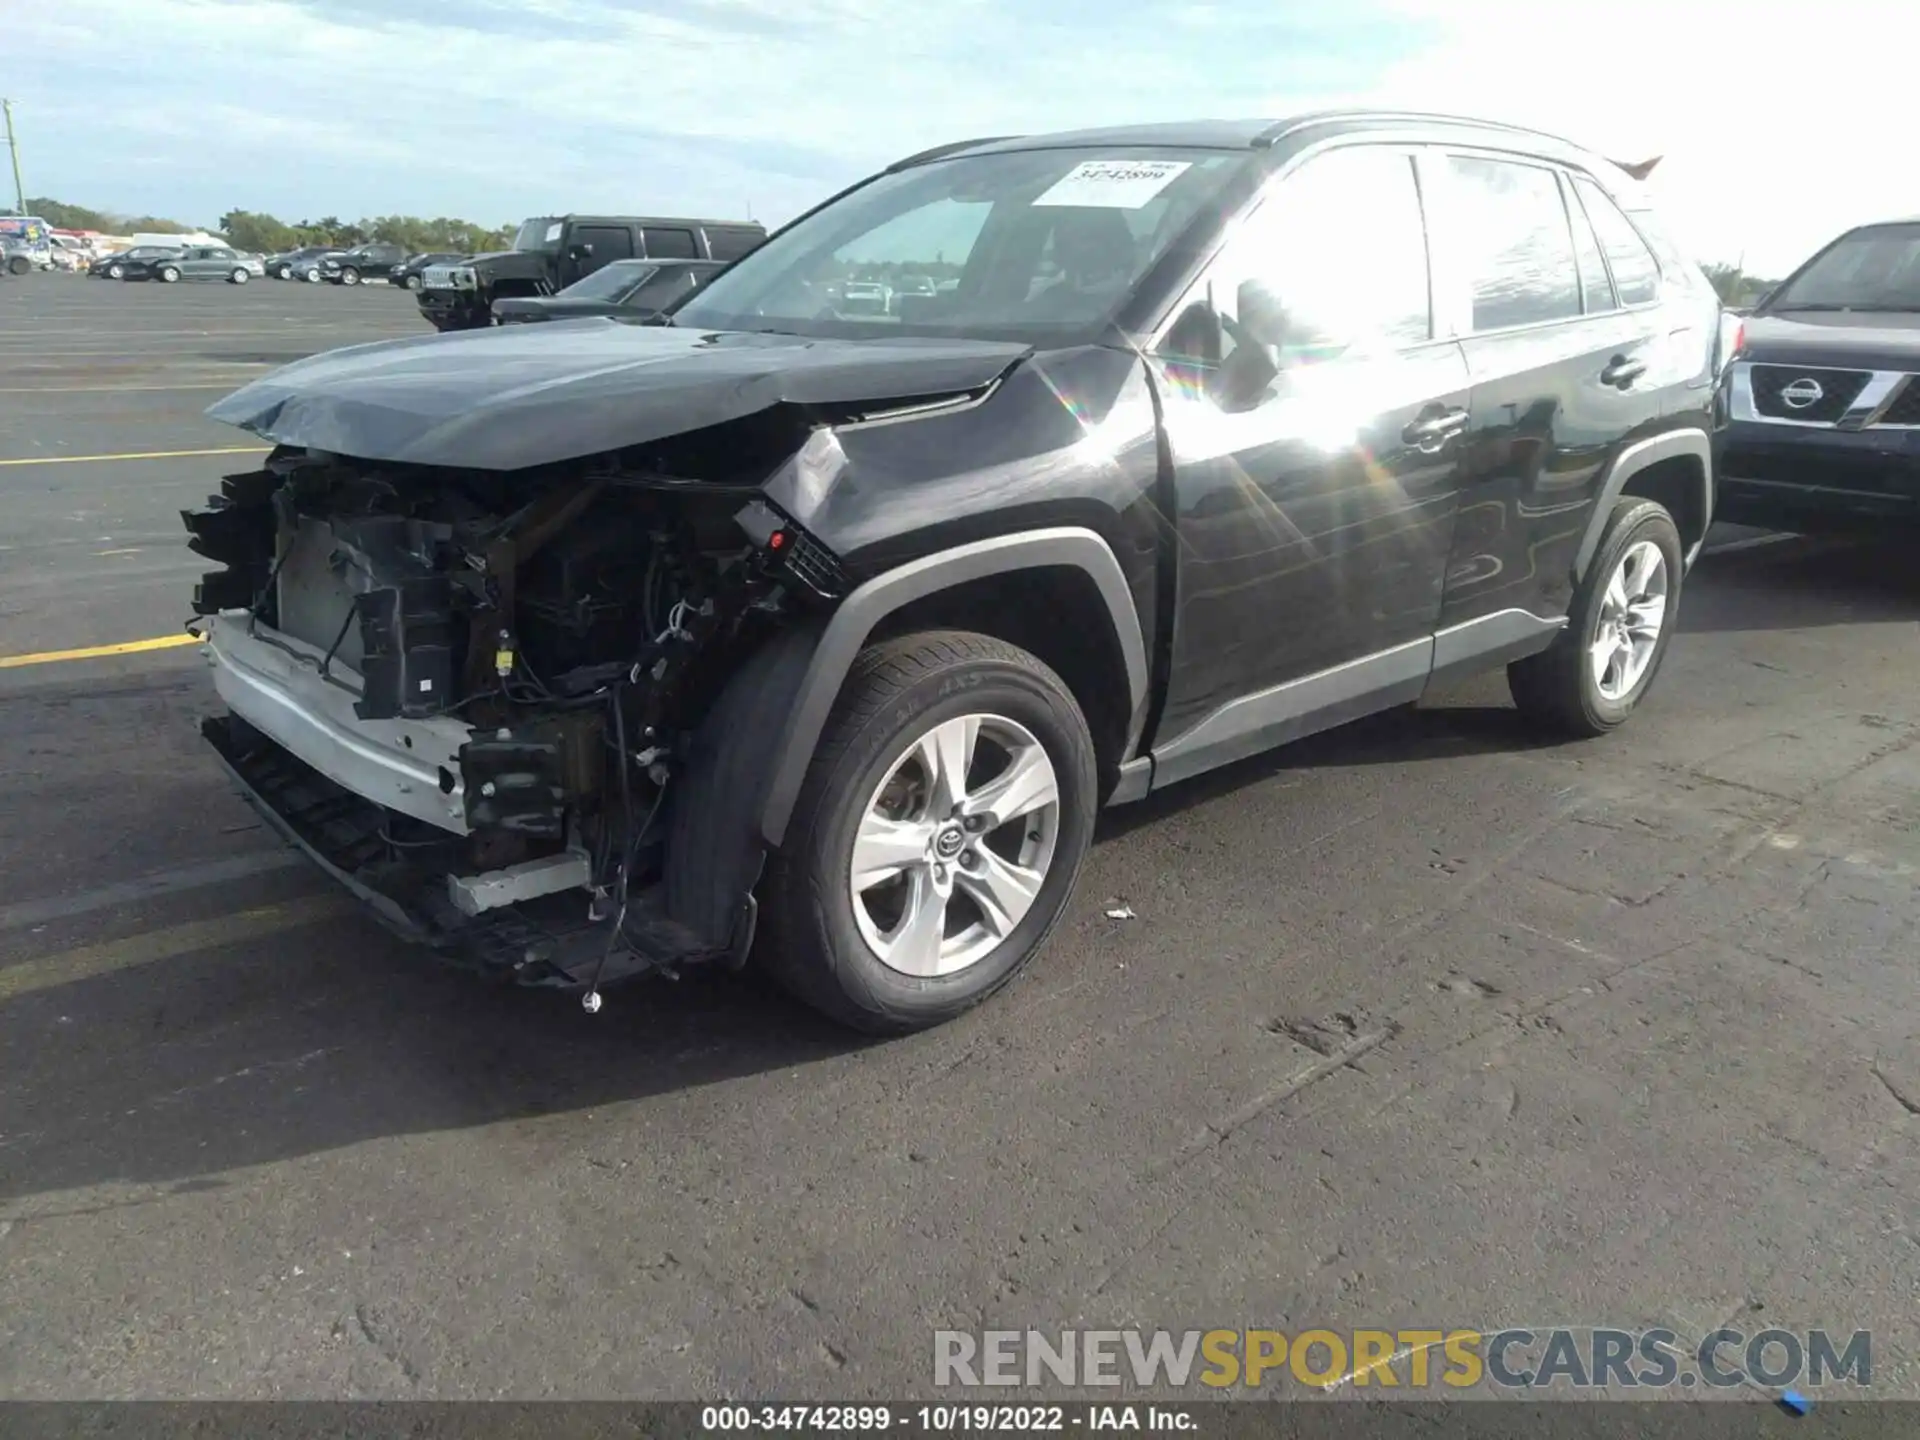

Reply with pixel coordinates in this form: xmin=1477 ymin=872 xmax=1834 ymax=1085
xmin=1252 ymin=109 xmax=1585 ymax=153
xmin=886 ymin=136 xmax=1022 ymax=172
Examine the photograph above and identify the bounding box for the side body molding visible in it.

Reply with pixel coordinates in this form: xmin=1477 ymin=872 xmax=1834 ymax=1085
xmin=1572 ymin=427 xmax=1716 ymax=579
xmin=756 ymin=527 xmax=1150 ymax=848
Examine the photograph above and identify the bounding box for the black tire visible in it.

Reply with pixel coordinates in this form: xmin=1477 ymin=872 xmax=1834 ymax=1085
xmin=404 ymin=274 xmax=423 ymax=292
xmin=340 ymin=267 xmax=360 ymax=286
xmin=274 ymin=265 xmax=292 ymax=280
xmin=106 ymin=262 xmax=125 ymax=280
xmin=157 ymin=265 xmax=181 ymax=283
xmin=1509 ymin=498 xmax=1684 ymax=738
xmin=758 ymin=630 xmax=1098 ymax=1034
xmin=230 ymin=268 xmax=249 ymax=284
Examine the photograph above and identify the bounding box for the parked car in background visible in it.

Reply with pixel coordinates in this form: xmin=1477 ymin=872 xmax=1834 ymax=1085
xmin=0 ymin=215 xmax=55 ymax=271
xmin=490 ymin=258 xmax=726 ymax=323
xmin=321 ymin=242 xmax=410 ymax=286
xmin=416 ymin=214 xmax=765 ymax=330
xmin=88 ymin=245 xmax=179 ymax=279
xmin=265 ymin=246 xmax=339 ymax=281
xmin=183 ymin=111 xmax=1721 ymax=1034
xmin=391 ymin=252 xmax=467 ymax=292
xmin=288 ymin=250 xmax=349 ymax=283
xmin=838 ymin=279 xmax=891 ymax=315
xmin=1 ymin=237 xmax=33 ymax=276
xmin=1718 ymin=217 xmax=1920 ymax=531
xmin=137 ymin=245 xmax=266 ymax=284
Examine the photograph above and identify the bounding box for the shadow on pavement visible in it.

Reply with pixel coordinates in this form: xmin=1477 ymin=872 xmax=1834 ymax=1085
xmin=1683 ymin=531 xmax=1920 ymax=635
xmin=0 ymin=923 xmax=870 ymax=1204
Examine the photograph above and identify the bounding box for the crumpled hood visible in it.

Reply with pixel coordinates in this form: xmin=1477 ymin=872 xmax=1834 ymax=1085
xmin=206 ymin=322 xmax=1033 ymax=472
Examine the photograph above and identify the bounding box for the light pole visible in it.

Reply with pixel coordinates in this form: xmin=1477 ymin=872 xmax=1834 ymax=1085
xmin=2 ymin=99 xmax=25 ymax=216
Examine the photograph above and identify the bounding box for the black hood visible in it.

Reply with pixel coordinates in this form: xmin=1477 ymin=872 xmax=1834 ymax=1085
xmin=466 ymin=248 xmax=541 ymax=272
xmin=1744 ymin=310 xmax=1920 ymax=372
xmin=205 ymin=320 xmax=1033 ymax=471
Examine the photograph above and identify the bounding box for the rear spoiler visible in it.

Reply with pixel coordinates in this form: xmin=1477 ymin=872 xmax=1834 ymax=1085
xmin=1609 ymin=156 xmax=1663 ymax=181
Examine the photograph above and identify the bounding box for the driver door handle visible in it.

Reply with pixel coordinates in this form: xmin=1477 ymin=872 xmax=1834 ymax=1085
xmin=1402 ymin=406 xmax=1470 ymax=452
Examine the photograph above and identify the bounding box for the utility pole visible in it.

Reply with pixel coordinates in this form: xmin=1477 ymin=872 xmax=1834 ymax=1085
xmin=2 ymin=99 xmax=24 ymax=216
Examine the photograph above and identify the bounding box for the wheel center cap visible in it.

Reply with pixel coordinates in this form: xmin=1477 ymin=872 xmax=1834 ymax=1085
xmin=934 ymin=826 xmax=966 ymax=859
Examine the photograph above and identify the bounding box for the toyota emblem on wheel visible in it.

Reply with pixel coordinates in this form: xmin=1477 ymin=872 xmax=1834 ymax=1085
xmin=1780 ymin=377 xmax=1825 ymax=409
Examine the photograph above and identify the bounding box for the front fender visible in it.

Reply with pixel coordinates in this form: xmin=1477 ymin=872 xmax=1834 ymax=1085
xmin=756 ymin=526 xmax=1149 ymax=848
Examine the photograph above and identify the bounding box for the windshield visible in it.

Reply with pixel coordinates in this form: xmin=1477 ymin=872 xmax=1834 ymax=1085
xmin=558 ymin=261 xmax=655 ymax=301
xmin=513 ymin=217 xmax=564 ymax=253
xmin=1769 ymin=224 xmax=1920 ymax=311
xmin=672 ymin=146 xmax=1251 ymax=343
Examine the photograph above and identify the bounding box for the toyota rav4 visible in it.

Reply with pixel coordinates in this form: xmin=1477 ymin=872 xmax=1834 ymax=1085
xmin=181 ymin=113 xmax=1726 ymax=1033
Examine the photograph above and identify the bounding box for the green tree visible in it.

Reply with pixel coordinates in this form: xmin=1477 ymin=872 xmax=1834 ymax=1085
xmin=219 ymin=209 xmax=299 ymax=254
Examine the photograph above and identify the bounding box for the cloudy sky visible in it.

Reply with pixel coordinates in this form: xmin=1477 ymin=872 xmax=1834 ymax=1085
xmin=9 ymin=0 xmax=1917 ymax=274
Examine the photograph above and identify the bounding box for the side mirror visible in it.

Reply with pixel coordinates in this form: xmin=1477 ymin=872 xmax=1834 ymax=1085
xmin=1234 ymin=277 xmax=1291 ymax=349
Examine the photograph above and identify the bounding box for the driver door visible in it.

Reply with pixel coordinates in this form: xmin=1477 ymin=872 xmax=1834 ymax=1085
xmin=1144 ymin=142 xmax=1473 ymax=784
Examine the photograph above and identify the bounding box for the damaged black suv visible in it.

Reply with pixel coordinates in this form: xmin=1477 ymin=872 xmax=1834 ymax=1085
xmin=183 ymin=113 xmax=1723 ymax=1033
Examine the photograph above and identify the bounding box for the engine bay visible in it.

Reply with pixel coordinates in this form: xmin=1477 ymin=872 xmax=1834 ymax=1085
xmin=181 ymin=444 xmax=844 ymax=983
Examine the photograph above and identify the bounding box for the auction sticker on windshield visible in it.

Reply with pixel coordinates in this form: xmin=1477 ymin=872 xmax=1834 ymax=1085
xmin=1034 ymin=160 xmax=1191 ymax=210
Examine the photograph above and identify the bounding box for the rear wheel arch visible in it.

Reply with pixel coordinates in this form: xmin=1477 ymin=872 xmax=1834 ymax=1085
xmin=1574 ymin=429 xmax=1713 ymax=580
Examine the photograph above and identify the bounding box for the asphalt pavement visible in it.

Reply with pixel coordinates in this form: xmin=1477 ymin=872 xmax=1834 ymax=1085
xmin=2 ymin=274 xmax=1918 ymax=1403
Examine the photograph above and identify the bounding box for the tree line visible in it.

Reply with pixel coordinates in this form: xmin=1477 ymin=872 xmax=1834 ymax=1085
xmin=23 ymin=197 xmax=513 ymax=255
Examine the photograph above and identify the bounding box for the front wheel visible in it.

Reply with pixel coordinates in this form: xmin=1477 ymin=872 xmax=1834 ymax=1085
xmin=1509 ymin=498 xmax=1684 ymax=738
xmin=157 ymin=265 xmax=181 ymax=283
xmin=404 ymin=274 xmax=423 ymax=291
xmin=273 ymin=265 xmax=292 ymax=280
xmin=230 ymin=268 xmax=250 ymax=284
xmin=759 ymin=631 xmax=1098 ymax=1034
xmin=106 ymin=262 xmax=125 ymax=279
xmin=305 ymin=269 xmax=323 ymax=283
xmin=340 ymin=267 xmax=360 ymax=285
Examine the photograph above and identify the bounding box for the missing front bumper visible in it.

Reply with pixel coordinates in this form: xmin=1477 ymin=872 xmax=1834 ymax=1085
xmin=203 ymin=714 xmax=715 ymax=988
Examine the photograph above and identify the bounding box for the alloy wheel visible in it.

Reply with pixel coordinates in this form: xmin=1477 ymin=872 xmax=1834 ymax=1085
xmin=1591 ymin=539 xmax=1668 ymax=702
xmin=849 ymin=713 xmax=1061 ymax=978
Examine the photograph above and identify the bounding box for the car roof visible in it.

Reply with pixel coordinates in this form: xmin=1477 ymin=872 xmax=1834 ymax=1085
xmin=897 ymin=109 xmax=1624 ymax=184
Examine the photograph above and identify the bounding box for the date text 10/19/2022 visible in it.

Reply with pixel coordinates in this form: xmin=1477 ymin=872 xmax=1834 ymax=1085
xmin=700 ymin=1406 xmax=1197 ymax=1432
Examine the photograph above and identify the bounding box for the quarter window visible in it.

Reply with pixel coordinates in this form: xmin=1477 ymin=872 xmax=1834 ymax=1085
xmin=1573 ymin=176 xmax=1660 ymax=306
xmin=1448 ymin=155 xmax=1582 ymax=331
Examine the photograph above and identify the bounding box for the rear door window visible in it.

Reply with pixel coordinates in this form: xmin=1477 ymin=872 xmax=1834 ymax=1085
xmin=642 ymin=227 xmax=698 ymax=259
xmin=1447 ymin=155 xmax=1582 ymax=331
xmin=1564 ymin=178 xmax=1617 ymax=314
xmin=1573 ymin=176 xmax=1660 ymax=306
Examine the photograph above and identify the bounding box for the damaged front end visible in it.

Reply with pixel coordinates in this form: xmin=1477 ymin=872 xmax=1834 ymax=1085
xmin=183 ymin=437 xmax=846 ymax=991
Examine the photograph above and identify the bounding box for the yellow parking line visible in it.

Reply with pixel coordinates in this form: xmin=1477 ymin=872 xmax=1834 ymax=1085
xmin=0 ymin=445 xmax=270 ymax=467
xmin=0 ymin=634 xmax=200 ymax=669
xmin=0 ymin=894 xmax=351 ymax=1001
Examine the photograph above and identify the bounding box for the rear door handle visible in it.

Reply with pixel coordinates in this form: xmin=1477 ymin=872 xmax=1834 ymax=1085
xmin=1401 ymin=406 xmax=1470 ymax=452
xmin=1601 ymin=355 xmax=1647 ymax=388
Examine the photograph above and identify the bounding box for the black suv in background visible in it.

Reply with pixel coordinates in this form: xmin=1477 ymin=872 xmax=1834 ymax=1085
xmin=391 ymin=252 xmax=467 ymax=292
xmin=491 ymin=258 xmax=726 ymax=323
xmin=186 ymin=112 xmax=1722 ymax=1034
xmin=321 ymin=242 xmax=410 ymax=285
xmin=414 ymin=214 xmax=765 ymax=330
xmin=1718 ymin=218 xmax=1920 ymax=530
